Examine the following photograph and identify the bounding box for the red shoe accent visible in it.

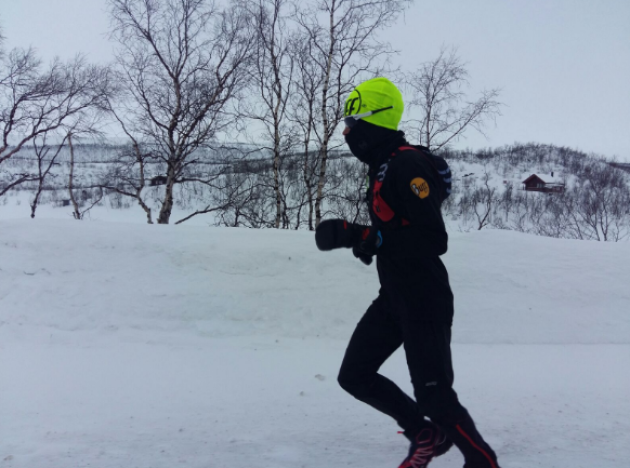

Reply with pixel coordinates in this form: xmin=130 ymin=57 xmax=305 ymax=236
xmin=397 ymin=429 xmax=436 ymax=468
xmin=455 ymin=424 xmax=498 ymax=468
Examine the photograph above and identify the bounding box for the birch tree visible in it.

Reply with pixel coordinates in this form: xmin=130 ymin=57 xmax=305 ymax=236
xmin=98 ymin=137 xmax=156 ymax=224
xmin=245 ymin=0 xmax=296 ymax=228
xmin=294 ymin=0 xmax=411 ymax=227
xmin=404 ymin=47 xmax=502 ymax=150
xmin=29 ymin=132 xmax=69 ymax=218
xmin=0 ymin=43 xmax=114 ymax=197
xmin=108 ymin=0 xmax=254 ymax=224
xmin=289 ymin=31 xmax=324 ymax=230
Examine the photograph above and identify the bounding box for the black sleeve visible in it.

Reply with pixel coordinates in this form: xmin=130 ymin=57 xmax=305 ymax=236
xmin=377 ymin=152 xmax=448 ymax=258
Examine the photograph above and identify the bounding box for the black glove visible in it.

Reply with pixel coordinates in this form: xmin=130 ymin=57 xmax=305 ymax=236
xmin=315 ymin=219 xmax=364 ymax=250
xmin=315 ymin=219 xmax=381 ymax=266
xmin=351 ymin=227 xmax=382 ymax=266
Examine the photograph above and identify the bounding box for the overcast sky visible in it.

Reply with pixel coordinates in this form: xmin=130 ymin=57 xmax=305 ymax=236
xmin=1 ymin=0 xmax=629 ymax=161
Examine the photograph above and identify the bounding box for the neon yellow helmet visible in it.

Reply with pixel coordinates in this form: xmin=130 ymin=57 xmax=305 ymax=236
xmin=344 ymin=77 xmax=404 ymax=131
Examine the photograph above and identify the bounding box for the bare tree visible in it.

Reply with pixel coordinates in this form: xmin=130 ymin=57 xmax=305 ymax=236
xmin=29 ymin=132 xmax=69 ymax=218
xmin=325 ymin=155 xmax=369 ymax=223
xmin=0 ymin=45 xmax=114 ymax=197
xmin=175 ymin=153 xmax=267 ymax=225
xmin=67 ymin=132 xmax=105 ymax=220
xmin=404 ymin=47 xmax=502 ymax=150
xmin=294 ymin=0 xmax=411 ymax=227
xmin=454 ymin=159 xmax=497 ymax=231
xmin=98 ymin=129 xmax=156 ymax=224
xmin=67 ymin=132 xmax=83 ymax=219
xmin=108 ymin=0 xmax=255 ymax=224
xmin=244 ymin=0 xmax=296 ymax=228
xmin=471 ymin=168 xmax=496 ymax=230
xmin=289 ymin=32 xmax=324 ymax=230
xmin=214 ymin=170 xmax=273 ymax=228
xmin=572 ymin=164 xmax=630 ymax=241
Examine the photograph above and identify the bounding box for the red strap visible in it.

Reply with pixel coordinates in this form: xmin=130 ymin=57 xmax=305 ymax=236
xmin=394 ymin=145 xmax=441 ymax=172
xmin=372 ymin=180 xmax=395 ymax=222
xmin=375 ymin=146 xmax=423 ymax=227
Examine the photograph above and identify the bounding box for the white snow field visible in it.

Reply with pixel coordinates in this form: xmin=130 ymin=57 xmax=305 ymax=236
xmin=1 ymin=218 xmax=629 ymax=468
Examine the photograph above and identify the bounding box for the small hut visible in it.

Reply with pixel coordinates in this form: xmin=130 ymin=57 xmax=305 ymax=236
xmin=522 ymin=173 xmax=565 ymax=193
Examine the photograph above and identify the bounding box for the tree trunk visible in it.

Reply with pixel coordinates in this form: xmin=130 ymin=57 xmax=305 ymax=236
xmin=157 ymin=166 xmax=176 ymax=224
xmin=68 ymin=134 xmax=82 ymax=220
xmin=136 ymin=145 xmax=153 ymax=224
xmin=314 ymin=145 xmax=328 ymax=227
xmin=314 ymin=6 xmax=337 ymax=228
xmin=303 ymin=146 xmax=315 ymax=231
xmin=30 ymin=158 xmax=44 ymax=219
xmin=273 ymin=129 xmax=282 ymax=228
xmin=140 ymin=200 xmax=153 ymax=224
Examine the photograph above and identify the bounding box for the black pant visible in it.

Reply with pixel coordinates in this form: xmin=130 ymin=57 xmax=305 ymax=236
xmin=338 ymin=295 xmax=500 ymax=468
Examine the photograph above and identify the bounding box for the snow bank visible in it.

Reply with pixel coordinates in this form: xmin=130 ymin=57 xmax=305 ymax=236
xmin=1 ymin=219 xmax=629 ymax=468
xmin=1 ymin=219 xmax=628 ymax=345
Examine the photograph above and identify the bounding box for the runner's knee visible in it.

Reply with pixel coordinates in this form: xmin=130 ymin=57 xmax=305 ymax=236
xmin=338 ymin=368 xmax=371 ymax=398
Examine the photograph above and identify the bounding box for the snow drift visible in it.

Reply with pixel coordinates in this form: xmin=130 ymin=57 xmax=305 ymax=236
xmin=1 ymin=219 xmax=629 ymax=468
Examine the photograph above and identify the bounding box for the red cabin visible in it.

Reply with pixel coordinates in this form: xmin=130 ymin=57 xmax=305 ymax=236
xmin=522 ymin=173 xmax=565 ymax=193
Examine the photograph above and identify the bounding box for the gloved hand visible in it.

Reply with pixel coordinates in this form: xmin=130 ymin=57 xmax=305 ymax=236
xmin=315 ymin=219 xmax=381 ymax=265
xmin=315 ymin=219 xmax=364 ymax=250
xmin=351 ymin=228 xmax=382 ymax=266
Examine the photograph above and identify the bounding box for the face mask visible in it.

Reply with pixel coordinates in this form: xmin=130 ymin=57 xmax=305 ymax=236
xmin=344 ymin=124 xmax=373 ymax=163
xmin=344 ymin=120 xmax=399 ymax=165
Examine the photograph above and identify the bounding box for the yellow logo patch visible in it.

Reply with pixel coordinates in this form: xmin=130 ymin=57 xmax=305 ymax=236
xmin=410 ymin=177 xmax=430 ymax=199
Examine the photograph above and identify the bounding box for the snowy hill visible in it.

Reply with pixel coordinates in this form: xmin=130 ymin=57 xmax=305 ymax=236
xmin=3 ymin=142 xmax=630 ymax=240
xmin=1 ymin=219 xmax=629 ymax=467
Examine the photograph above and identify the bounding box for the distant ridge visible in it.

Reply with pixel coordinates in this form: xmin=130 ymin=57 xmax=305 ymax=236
xmin=609 ymin=162 xmax=630 ymax=173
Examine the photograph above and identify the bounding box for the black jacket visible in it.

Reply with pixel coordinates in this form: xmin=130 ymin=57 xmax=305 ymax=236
xmin=365 ymin=134 xmax=454 ymax=321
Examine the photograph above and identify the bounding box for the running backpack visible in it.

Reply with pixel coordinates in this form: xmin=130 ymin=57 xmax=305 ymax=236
xmin=393 ymin=145 xmax=452 ymax=202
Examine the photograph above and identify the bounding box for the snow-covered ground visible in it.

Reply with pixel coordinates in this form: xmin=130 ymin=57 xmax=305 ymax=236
xmin=1 ymin=214 xmax=629 ymax=468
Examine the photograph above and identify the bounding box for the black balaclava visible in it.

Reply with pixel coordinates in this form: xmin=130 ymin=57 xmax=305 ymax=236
xmin=345 ymin=119 xmax=406 ymax=167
